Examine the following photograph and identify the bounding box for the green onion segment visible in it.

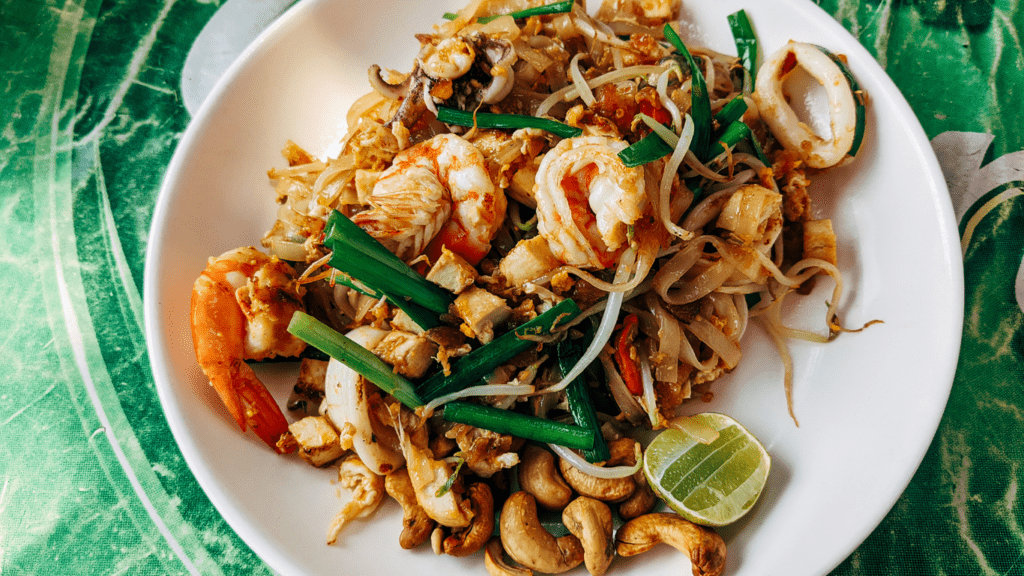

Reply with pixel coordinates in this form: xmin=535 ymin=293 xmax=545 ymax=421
xmin=443 ymin=0 xmax=574 ymax=23
xmin=436 ymin=107 xmax=582 ymax=139
xmin=443 ymin=401 xmax=596 ymax=450
xmin=557 ymin=337 xmax=611 ymax=462
xmin=812 ymin=45 xmax=866 ymax=157
xmin=418 ymin=298 xmax=581 ymax=402
xmin=287 ymin=312 xmax=424 ymax=409
xmin=324 ymin=210 xmax=454 ymax=316
xmin=663 ymin=24 xmax=711 ymax=161
xmin=727 ymin=10 xmax=758 ymax=81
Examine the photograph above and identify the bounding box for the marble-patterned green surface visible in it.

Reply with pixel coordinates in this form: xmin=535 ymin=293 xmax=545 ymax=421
xmin=1 ymin=0 xmax=1020 ymax=574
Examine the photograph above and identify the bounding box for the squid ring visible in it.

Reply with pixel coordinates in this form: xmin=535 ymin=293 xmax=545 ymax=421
xmin=754 ymin=41 xmax=858 ymax=169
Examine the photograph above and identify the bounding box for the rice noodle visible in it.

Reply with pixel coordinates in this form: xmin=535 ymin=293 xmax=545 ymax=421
xmin=686 ymin=318 xmax=741 ymax=369
xmin=568 ymin=53 xmax=596 ymax=106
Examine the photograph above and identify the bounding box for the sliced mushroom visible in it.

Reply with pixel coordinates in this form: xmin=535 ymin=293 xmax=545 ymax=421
xmin=518 ymin=445 xmax=574 ymax=510
xmin=443 ymin=483 xmax=495 ymax=556
xmin=562 ymin=497 xmax=614 ymax=576
xmin=471 ymin=33 xmax=518 ymax=104
xmin=558 ymin=438 xmax=638 ymax=503
xmin=385 ymin=468 xmax=436 ymax=549
xmin=368 ymin=64 xmax=412 ymax=100
xmin=615 ymin=513 xmax=727 ymax=576
xmin=500 ymin=491 xmax=584 ymax=574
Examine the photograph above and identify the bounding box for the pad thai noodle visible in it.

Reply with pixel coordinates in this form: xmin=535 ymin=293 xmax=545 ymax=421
xmin=188 ymin=0 xmax=871 ymax=572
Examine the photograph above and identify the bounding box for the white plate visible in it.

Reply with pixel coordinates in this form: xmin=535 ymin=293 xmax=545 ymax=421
xmin=144 ymin=0 xmax=964 ymax=574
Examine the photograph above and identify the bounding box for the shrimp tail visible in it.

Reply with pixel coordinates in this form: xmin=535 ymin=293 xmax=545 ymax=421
xmin=204 ymin=359 xmax=294 ymax=454
xmin=231 ymin=360 xmax=294 ymax=453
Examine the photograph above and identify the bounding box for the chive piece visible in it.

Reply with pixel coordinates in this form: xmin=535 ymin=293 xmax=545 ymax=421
xmin=435 ymin=456 xmax=465 ymax=497
xmin=380 ymin=289 xmax=442 ymax=331
xmin=443 ymin=0 xmax=574 ymax=23
xmin=727 ymin=10 xmax=759 ymax=82
xmin=637 ymin=113 xmax=679 ymax=148
xmin=324 ymin=210 xmax=454 ymax=315
xmin=663 ymin=24 xmax=711 ymax=161
xmin=619 ymin=131 xmax=673 ymax=167
xmin=287 ymin=312 xmax=423 ymax=409
xmin=812 ymin=45 xmax=867 ymax=157
xmin=442 ymin=402 xmax=595 ymax=450
xmin=706 ymin=120 xmax=770 ymax=166
xmin=713 ymin=96 xmax=748 ymax=131
xmin=557 ymin=337 xmax=611 ymax=463
xmin=418 ymin=299 xmax=582 ymax=402
xmin=436 ymin=107 xmax=582 ymax=139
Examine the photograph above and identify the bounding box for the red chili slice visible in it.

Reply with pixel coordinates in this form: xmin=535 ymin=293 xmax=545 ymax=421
xmin=615 ymin=314 xmax=643 ymax=395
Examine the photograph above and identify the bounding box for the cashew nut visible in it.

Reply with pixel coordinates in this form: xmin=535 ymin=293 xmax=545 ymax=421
xmin=385 ymin=468 xmax=436 ymax=549
xmin=561 ymin=497 xmax=614 ymax=576
xmin=485 ymin=537 xmax=532 ymax=576
xmin=558 ymin=438 xmax=638 ymax=502
xmin=615 ymin=513 xmax=727 ymax=576
xmin=617 ymin=471 xmax=658 ymax=521
xmin=518 ymin=445 xmax=574 ymax=510
xmin=500 ymin=491 xmax=584 ymax=574
xmin=443 ymin=483 xmax=495 ymax=556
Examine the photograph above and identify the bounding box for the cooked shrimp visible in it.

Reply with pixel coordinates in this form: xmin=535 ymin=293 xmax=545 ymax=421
xmin=534 ymin=136 xmax=647 ymax=269
xmin=753 ymin=41 xmax=858 ymax=169
xmin=352 ymin=133 xmax=505 ymax=265
xmin=190 ymin=246 xmax=305 ymax=452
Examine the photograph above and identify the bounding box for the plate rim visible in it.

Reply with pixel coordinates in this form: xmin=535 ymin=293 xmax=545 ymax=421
xmin=143 ymin=0 xmax=965 ymax=574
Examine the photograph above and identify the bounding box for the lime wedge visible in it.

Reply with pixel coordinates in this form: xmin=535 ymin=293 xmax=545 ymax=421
xmin=643 ymin=412 xmax=771 ymax=526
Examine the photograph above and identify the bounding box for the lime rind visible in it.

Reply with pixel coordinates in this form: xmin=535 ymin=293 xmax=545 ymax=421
xmin=643 ymin=413 xmax=771 ymax=527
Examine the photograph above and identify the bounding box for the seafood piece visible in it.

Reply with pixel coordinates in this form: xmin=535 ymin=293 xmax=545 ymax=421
xmin=190 ymin=246 xmax=305 ymax=452
xmin=534 ymin=136 xmax=647 ymax=269
xmin=326 ymin=453 xmax=386 ymax=544
xmin=323 ymin=326 xmax=405 ymax=475
xmin=401 ymin=422 xmax=474 ymax=528
xmin=753 ymin=41 xmax=858 ymax=169
xmin=352 ymin=133 xmax=506 ymax=264
xmin=420 ymin=36 xmax=477 ymax=80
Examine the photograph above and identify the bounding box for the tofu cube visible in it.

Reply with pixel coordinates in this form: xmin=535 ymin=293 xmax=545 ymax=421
xmin=289 ymin=416 xmax=347 ymax=467
xmin=372 ymin=330 xmax=438 ymax=379
xmin=453 ymin=286 xmax=512 ymax=344
xmin=498 ymin=236 xmax=562 ymax=288
xmin=803 ymin=219 xmax=838 ymax=266
xmin=391 ymin=309 xmax=426 ymax=335
xmin=292 ymin=358 xmax=328 ymax=402
xmin=426 ymin=247 xmax=478 ymax=294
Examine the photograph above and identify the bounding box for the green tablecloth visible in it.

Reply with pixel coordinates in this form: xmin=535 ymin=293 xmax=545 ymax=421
xmin=3 ymin=0 xmax=1021 ymax=573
